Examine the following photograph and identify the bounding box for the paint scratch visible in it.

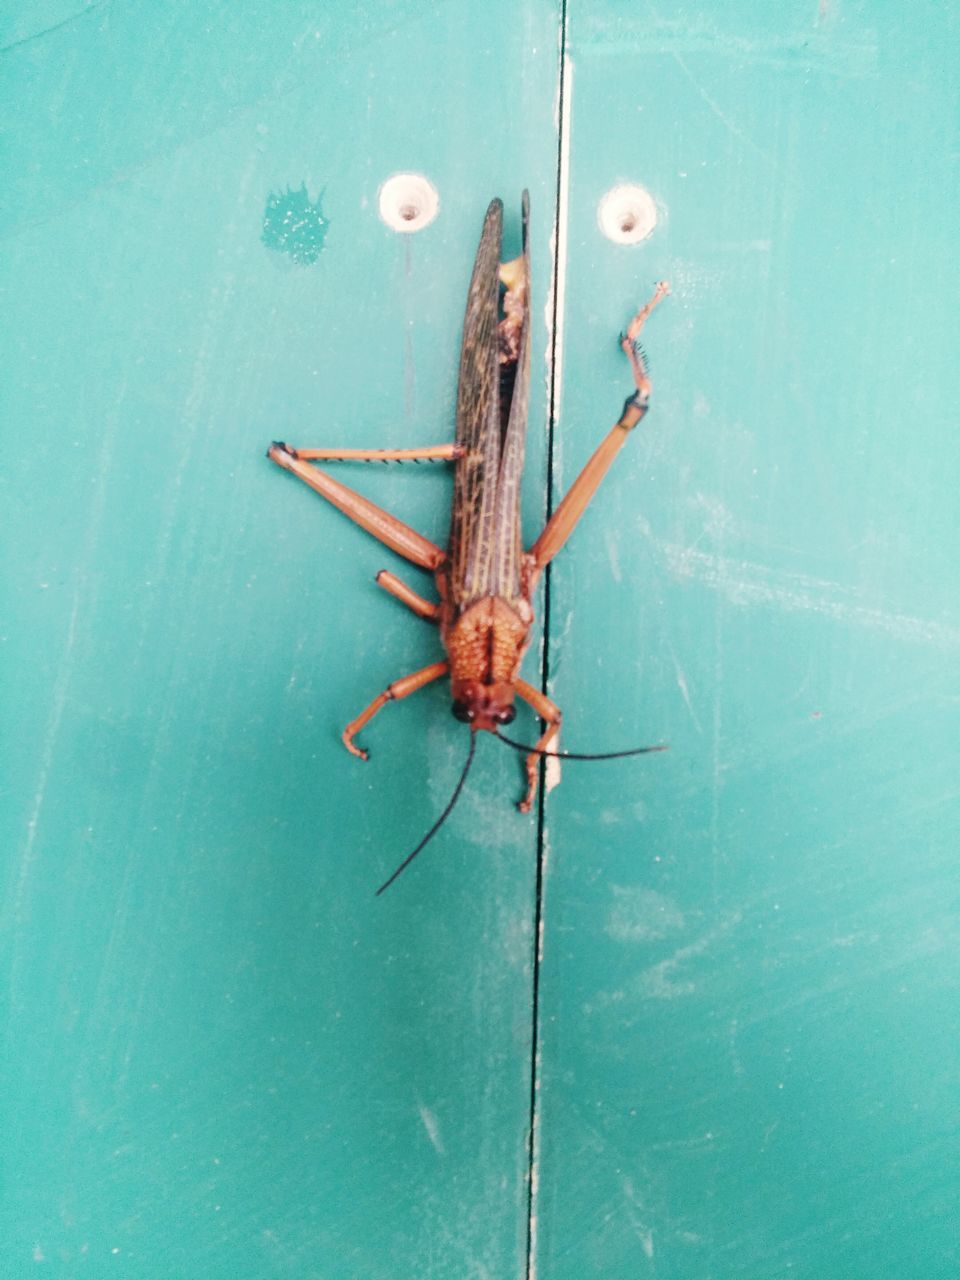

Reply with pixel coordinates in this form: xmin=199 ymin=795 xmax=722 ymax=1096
xmin=606 ymin=886 xmax=685 ymax=943
xmin=418 ymin=1103 xmax=445 ymax=1156
xmin=620 ymin=1176 xmax=654 ymax=1258
xmin=670 ymin=51 xmax=773 ymax=162
xmin=639 ymin=911 xmax=742 ymax=998
xmin=675 ymin=660 xmax=701 ymax=731
xmin=605 ymin=530 xmax=623 ymax=584
xmin=0 ymin=1 xmax=111 ymax=55
xmin=655 ymin=537 xmax=960 ymax=650
xmin=578 ymin=17 xmax=878 ymax=80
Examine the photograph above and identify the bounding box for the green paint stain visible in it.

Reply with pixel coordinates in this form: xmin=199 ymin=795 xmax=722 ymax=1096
xmin=261 ymin=184 xmax=329 ymax=266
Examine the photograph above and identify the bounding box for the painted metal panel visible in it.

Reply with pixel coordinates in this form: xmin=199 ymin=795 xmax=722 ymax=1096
xmin=5 ymin=2 xmax=959 ymax=1276
xmin=2 ymin=4 xmax=559 ymax=1275
xmin=535 ymin=3 xmax=960 ymax=1277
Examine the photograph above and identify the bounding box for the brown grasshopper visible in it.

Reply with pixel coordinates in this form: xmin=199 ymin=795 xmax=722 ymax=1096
xmin=268 ymin=193 xmax=668 ymax=892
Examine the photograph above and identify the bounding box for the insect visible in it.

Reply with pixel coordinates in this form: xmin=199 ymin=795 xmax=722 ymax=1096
xmin=268 ymin=193 xmax=668 ymax=892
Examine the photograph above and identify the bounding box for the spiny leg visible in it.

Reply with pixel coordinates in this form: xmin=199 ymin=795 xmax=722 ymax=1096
xmin=292 ymin=444 xmax=463 ymax=463
xmin=527 ymin=282 xmax=669 ymax=575
xmin=267 ymin=442 xmax=446 ymax=570
xmin=514 ymin=678 xmax=562 ymax=813
xmin=620 ymin=281 xmax=670 ymax=417
xmin=343 ymin=660 xmax=450 ymax=760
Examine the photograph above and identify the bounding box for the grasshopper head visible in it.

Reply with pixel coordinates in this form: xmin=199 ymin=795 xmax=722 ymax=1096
xmin=451 ymin=680 xmax=516 ymax=732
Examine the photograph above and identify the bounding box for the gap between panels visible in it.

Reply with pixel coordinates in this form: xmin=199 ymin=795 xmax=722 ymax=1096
xmin=525 ymin=5 xmax=569 ymax=1276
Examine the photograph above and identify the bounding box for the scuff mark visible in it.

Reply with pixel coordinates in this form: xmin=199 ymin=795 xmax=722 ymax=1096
xmin=729 ymin=1017 xmax=745 ymax=1076
xmin=424 ymin=722 xmax=517 ymax=850
xmin=417 ymin=1102 xmax=445 ymax=1156
xmin=711 ymin=598 xmax=724 ymax=905
xmin=661 ymin=631 xmax=703 ymax=732
xmin=10 ymin=384 xmax=128 ymax=987
xmin=670 ymin=50 xmax=773 ymax=163
xmin=762 ymin=1119 xmax=781 ymax=1151
xmin=14 ymin=588 xmax=81 ymax=936
xmin=0 ymin=0 xmax=111 ymax=55
xmin=691 ymin=491 xmax=735 ymax=540
xmin=588 ymin=912 xmax=744 ymax=1010
xmin=606 ymin=885 xmax=685 ymax=943
xmin=605 ymin=530 xmax=623 ymax=584
xmin=577 ymin=18 xmax=878 ymax=79
xmin=675 ymin=660 xmax=701 ymax=732
xmin=620 ymin=1176 xmax=655 ymax=1258
xmin=654 ymin=536 xmax=960 ymax=650
xmin=639 ymin=911 xmax=742 ymax=998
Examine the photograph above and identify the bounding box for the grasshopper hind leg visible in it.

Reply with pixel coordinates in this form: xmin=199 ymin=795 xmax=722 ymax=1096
xmin=266 ymin=441 xmax=446 ymax=570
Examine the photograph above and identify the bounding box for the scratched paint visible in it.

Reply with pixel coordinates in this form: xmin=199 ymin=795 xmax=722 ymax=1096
xmin=534 ymin=3 xmax=960 ymax=1278
xmin=3 ymin=2 xmax=560 ymax=1276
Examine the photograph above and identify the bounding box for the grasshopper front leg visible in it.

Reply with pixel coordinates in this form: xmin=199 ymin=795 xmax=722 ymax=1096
xmin=343 ymin=661 xmax=450 ymax=760
xmin=514 ymin=678 xmax=562 ymax=813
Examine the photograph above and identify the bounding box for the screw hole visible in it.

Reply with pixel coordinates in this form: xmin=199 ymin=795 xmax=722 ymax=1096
xmin=379 ymin=174 xmax=439 ymax=233
xmin=599 ymin=184 xmax=658 ymax=245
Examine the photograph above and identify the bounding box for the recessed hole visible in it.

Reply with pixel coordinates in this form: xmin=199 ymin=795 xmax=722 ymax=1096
xmin=379 ymin=174 xmax=439 ymax=233
xmin=599 ymin=184 xmax=658 ymax=245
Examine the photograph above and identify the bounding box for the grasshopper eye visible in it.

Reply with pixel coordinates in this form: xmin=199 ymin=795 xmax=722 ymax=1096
xmin=496 ymin=707 xmax=516 ymax=725
xmin=451 ymin=701 xmax=475 ymax=723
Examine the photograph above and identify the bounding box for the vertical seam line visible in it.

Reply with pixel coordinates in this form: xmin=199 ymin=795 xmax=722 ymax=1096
xmin=525 ymin=3 xmax=568 ymax=1276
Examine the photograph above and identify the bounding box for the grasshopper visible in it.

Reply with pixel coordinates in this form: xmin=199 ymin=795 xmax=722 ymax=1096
xmin=268 ymin=194 xmax=668 ymax=891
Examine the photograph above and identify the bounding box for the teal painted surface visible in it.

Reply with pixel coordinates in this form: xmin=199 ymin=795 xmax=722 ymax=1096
xmin=4 ymin=1 xmax=960 ymax=1277
xmin=2 ymin=3 xmax=559 ymax=1275
xmin=536 ymin=2 xmax=960 ymax=1278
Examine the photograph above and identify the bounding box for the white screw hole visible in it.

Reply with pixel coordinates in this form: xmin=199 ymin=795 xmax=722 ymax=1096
xmin=379 ymin=174 xmax=439 ymax=233
xmin=598 ymin=184 xmax=658 ymax=245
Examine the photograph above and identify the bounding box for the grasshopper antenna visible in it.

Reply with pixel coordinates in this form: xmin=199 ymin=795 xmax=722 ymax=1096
xmin=375 ymin=732 xmax=477 ymax=896
xmin=494 ymin=732 xmax=668 ymax=762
